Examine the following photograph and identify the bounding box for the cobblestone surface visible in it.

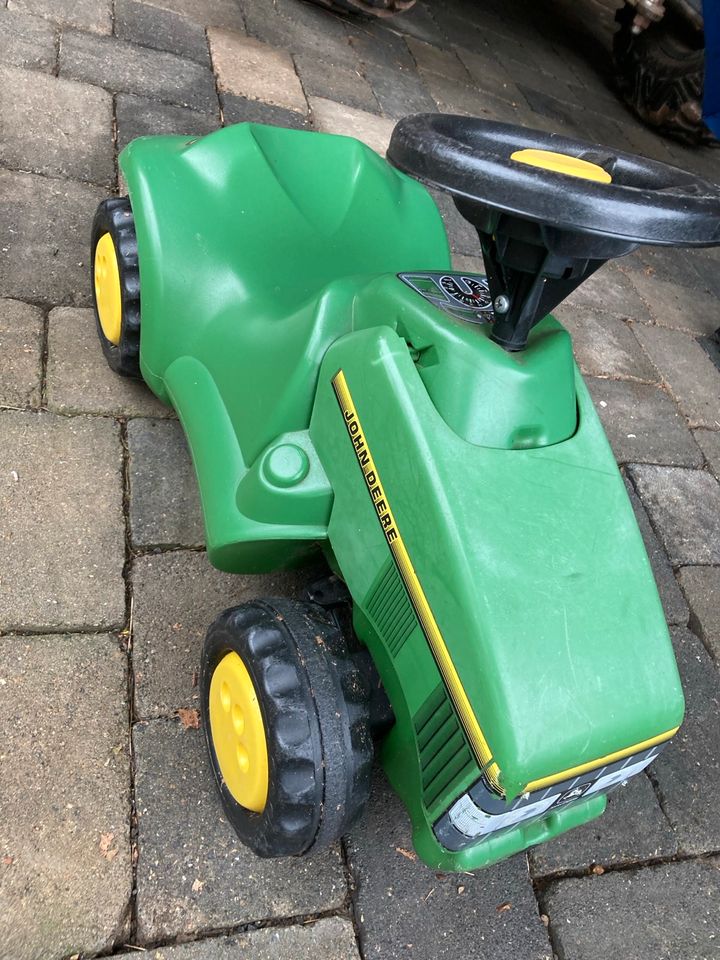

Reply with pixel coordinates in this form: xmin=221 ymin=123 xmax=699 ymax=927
xmin=1 ymin=0 xmax=719 ymax=954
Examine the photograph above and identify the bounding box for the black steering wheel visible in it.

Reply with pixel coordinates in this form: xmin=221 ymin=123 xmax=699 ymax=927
xmin=387 ymin=115 xmax=720 ymax=350
xmin=387 ymin=114 xmax=720 ymax=248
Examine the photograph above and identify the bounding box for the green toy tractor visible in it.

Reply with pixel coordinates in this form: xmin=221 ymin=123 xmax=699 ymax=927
xmin=91 ymin=115 xmax=720 ymax=872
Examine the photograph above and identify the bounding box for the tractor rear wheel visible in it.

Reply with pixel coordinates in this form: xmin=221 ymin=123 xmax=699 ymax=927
xmin=201 ymin=598 xmax=374 ymax=857
xmin=91 ymin=196 xmax=142 ymax=378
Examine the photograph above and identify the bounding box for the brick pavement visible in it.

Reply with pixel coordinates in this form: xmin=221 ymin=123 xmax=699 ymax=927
xmin=0 ymin=0 xmax=719 ymax=957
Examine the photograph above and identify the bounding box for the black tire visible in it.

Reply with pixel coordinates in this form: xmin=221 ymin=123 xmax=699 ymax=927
xmin=303 ymin=0 xmax=415 ymax=17
xmin=90 ymin=196 xmax=142 ymax=378
xmin=201 ymin=598 xmax=373 ymax=858
xmin=613 ymin=2 xmax=714 ymax=145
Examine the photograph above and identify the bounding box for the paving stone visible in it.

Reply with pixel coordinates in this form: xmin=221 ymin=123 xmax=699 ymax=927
xmin=116 ymin=92 xmax=218 ymax=151
xmin=678 ymin=566 xmax=720 ymax=664
xmin=0 ymin=168 xmax=104 ymax=306
xmin=7 ymin=0 xmax=111 ymax=33
xmin=622 ymin=244 xmax=709 ymax=293
xmin=118 ymin=918 xmax=360 ymax=959
xmin=455 ymin=46 xmax=522 ymax=105
xmin=624 ymin=477 xmax=689 ymax=628
xmin=423 ymin=70 xmax=520 ymax=119
xmin=695 ymin=428 xmax=720 ymax=479
xmin=60 ymin=29 xmax=218 ymax=114
xmin=242 ymin=0 xmax=351 ymax=61
xmin=565 ymin=262 xmax=653 ymax=322
xmin=0 ymin=298 xmax=43 ymax=409
xmin=428 ymin=188 xmax=478 ymax=257
xmin=587 ymin=378 xmax=703 ymax=467
xmin=347 ymin=774 xmax=552 ymax=960
xmin=690 ymin=250 xmax=720 ymax=300
xmin=346 ymin=20 xmax=415 ymax=71
xmin=208 ymin=29 xmax=306 ymax=114
xmin=134 ymin=719 xmax=348 ymax=941
xmin=131 ymin=550 xmax=311 ymax=718
xmin=139 ymin=0 xmax=245 ymax=30
xmin=115 ymin=0 xmax=211 ymax=66
xmin=0 ymin=411 xmax=125 ymax=629
xmin=46 ymin=307 xmax=170 ymax=418
xmin=0 ymin=64 xmax=113 ymax=186
xmin=650 ymin=627 xmax=720 ymax=854
xmin=221 ymin=93 xmax=310 ymax=128
xmin=553 ymin=304 xmax=658 ymax=381
xmin=382 ymin=0 xmax=443 ymax=44
xmin=544 ymin=858 xmax=720 ymax=960
xmin=0 ymin=634 xmax=130 ymax=960
xmin=529 ymin=773 xmax=677 ymax=878
xmin=627 ymin=465 xmax=720 ymax=566
xmin=623 ymin=270 xmax=720 ymax=337
xmin=452 ymin=253 xmax=485 ymax=274
xmin=310 ymin=97 xmax=395 ymax=156
xmin=128 ymin=418 xmax=203 ymax=548
xmin=294 ymin=53 xmax=379 ymax=113
xmin=405 ymin=36 xmax=470 ymax=82
xmin=360 ymin=59 xmax=436 ymax=120
xmin=632 ymin=324 xmax=720 ymax=429
xmin=0 ymin=6 xmax=56 ymax=71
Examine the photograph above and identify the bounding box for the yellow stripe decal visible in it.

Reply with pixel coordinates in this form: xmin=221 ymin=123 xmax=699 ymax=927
xmin=524 ymin=725 xmax=679 ymax=793
xmin=332 ymin=369 xmax=502 ymax=793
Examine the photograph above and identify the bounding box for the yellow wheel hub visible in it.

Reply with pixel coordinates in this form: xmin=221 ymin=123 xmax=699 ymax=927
xmin=94 ymin=232 xmax=122 ymax=345
xmin=510 ymin=148 xmax=613 ymax=184
xmin=209 ymin=651 xmax=269 ymax=813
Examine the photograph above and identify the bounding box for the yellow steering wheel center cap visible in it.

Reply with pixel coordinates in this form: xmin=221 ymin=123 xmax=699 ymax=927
xmin=209 ymin=651 xmax=269 ymax=813
xmin=510 ymin=148 xmax=613 ymax=184
xmin=94 ymin=232 xmax=123 ymax=345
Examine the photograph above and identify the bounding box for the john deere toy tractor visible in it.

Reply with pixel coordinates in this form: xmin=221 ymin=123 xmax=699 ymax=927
xmin=91 ymin=115 xmax=720 ymax=871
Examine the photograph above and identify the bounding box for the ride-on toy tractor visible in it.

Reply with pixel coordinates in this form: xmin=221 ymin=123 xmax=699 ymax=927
xmin=91 ymin=115 xmax=720 ymax=871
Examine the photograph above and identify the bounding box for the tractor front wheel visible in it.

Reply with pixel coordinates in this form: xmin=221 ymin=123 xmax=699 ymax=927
xmin=91 ymin=196 xmax=142 ymax=378
xmin=200 ymin=598 xmax=374 ymax=858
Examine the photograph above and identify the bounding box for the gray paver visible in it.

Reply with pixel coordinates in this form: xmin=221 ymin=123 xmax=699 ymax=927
xmin=553 ymin=304 xmax=657 ymax=381
xmin=455 ymin=46 xmax=522 ymax=105
xmin=243 ymin=0 xmax=350 ymax=61
xmin=0 ymin=298 xmax=43 ymax=409
xmin=131 ymin=550 xmax=309 ymax=718
xmin=60 ymin=28 xmax=218 ymax=114
xmin=624 ymin=477 xmax=689 ymax=627
xmin=117 ymin=918 xmax=360 ymax=959
xmin=0 ymin=634 xmax=130 ymax=960
xmin=628 ymin=464 xmax=720 ymax=566
xmin=46 ymin=306 xmax=170 ymax=418
xmin=587 ymin=378 xmax=703 ymax=467
xmin=128 ymin=418 xmax=203 ymax=548
xmin=0 ymin=410 xmax=125 ymax=630
xmin=0 ymin=6 xmax=56 ymax=71
xmin=0 ymin=168 xmax=104 ymax=305
xmin=294 ymin=54 xmax=379 ymax=114
xmin=423 ymin=70 xmax=518 ymax=118
xmin=428 ymin=188 xmax=478 ymax=257
xmin=209 ymin=29 xmax=306 ymax=114
xmin=544 ymin=858 xmax=720 ymax=960
xmin=221 ymin=93 xmax=309 ymax=128
xmin=695 ymin=428 xmax=720 ymax=479
xmin=115 ymin=0 xmax=211 ymax=65
xmin=116 ymin=92 xmax=219 ymax=152
xmin=138 ymin=0 xmax=245 ymax=31
xmin=0 ymin=64 xmax=113 ymax=186
xmin=624 ymin=270 xmax=720 ymax=337
xmin=565 ymin=262 xmax=653 ymax=322
xmin=347 ymin=774 xmax=552 ymax=960
xmin=345 ymin=20 xmax=415 ymax=71
xmin=529 ymin=773 xmax=677 ymax=878
xmin=633 ymin=324 xmax=720 ymax=429
xmin=359 ymin=59 xmax=436 ymax=120
xmin=134 ymin=719 xmax=347 ymax=942
xmin=7 ymin=0 xmax=111 ymax=33
xmin=406 ymin=36 xmax=470 ymax=83
xmin=310 ymin=97 xmax=395 ymax=155
xmin=678 ymin=566 xmax=720 ymax=663
xmin=652 ymin=628 xmax=720 ymax=855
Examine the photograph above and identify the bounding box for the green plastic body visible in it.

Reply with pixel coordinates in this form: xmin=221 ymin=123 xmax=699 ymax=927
xmin=119 ymin=124 xmax=684 ymax=871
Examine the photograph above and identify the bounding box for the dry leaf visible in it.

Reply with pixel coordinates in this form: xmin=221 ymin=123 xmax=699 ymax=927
xmin=496 ymin=902 xmax=512 ymax=913
xmin=457 ymin=885 xmax=465 ymax=895
xmin=540 ymin=914 xmax=550 ymax=927
xmin=192 ymin=878 xmax=204 ymax=893
xmin=2 ymin=856 xmax=13 ymax=866
xmin=177 ymin=708 xmax=200 ymax=730
xmin=591 ymin=864 xmax=605 ymax=875
xmin=99 ymin=832 xmax=118 ymax=861
xmin=395 ymin=847 xmax=417 ymax=862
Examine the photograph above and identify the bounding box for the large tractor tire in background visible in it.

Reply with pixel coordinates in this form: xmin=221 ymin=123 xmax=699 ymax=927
xmin=306 ymin=0 xmax=415 ymax=15
xmin=614 ymin=0 xmax=715 ymax=144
